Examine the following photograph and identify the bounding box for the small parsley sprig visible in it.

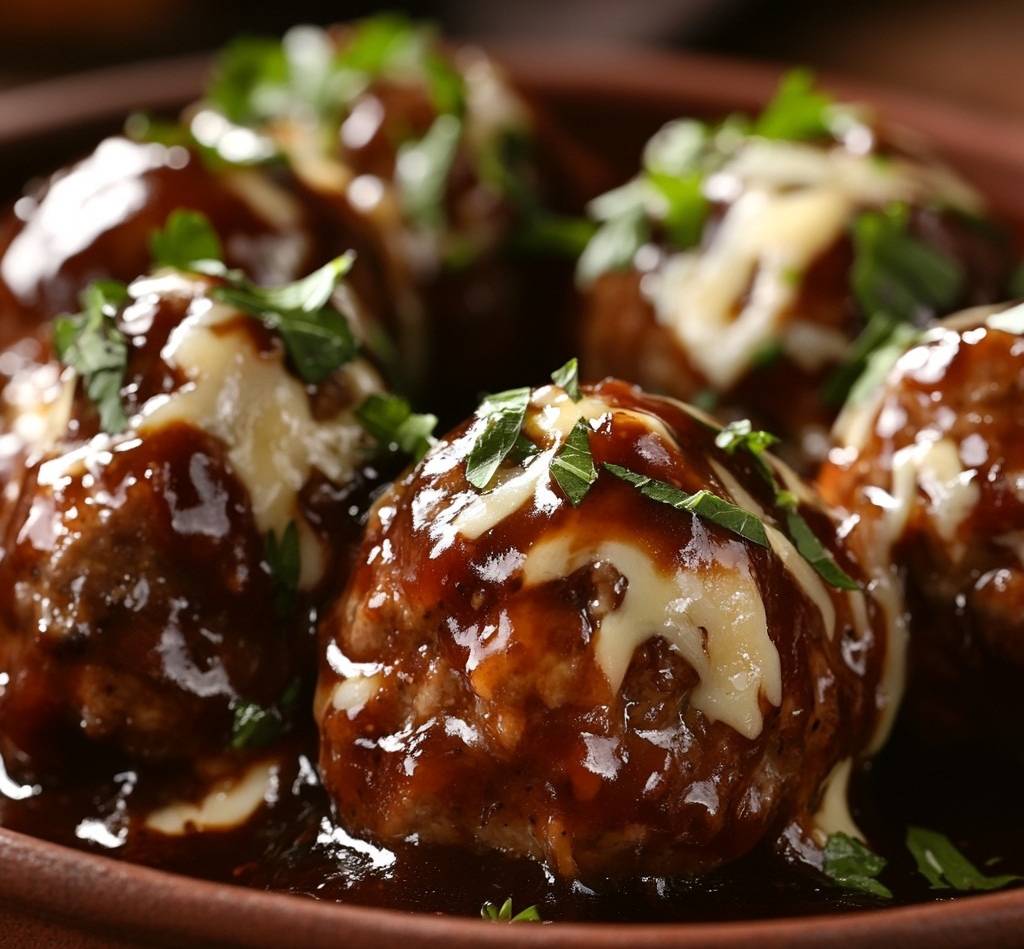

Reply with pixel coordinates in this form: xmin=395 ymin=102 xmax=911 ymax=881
xmin=53 ymin=281 xmax=131 ymax=434
xmin=149 ymin=208 xmax=361 ymax=385
xmin=823 ymin=832 xmax=892 ymax=899
xmin=230 ymin=678 xmax=302 ymax=751
xmin=550 ymin=419 xmax=597 ymax=506
xmin=715 ymin=420 xmax=858 ymax=590
xmin=907 ymin=827 xmax=1022 ymax=892
xmin=357 ymin=393 xmax=437 ymax=461
xmin=604 ymin=462 xmax=768 ymax=546
xmin=480 ymin=898 xmax=541 ymax=923
xmin=464 ymin=387 xmax=532 ymax=489
xmin=265 ymin=521 xmax=301 ymax=618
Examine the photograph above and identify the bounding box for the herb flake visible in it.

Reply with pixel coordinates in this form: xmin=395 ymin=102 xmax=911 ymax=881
xmin=150 ymin=209 xmax=225 ymax=273
xmin=907 ymin=827 xmax=1022 ymax=892
xmin=550 ymin=357 xmax=581 ymax=400
xmin=465 ymin=387 xmax=531 ymax=490
xmin=604 ymin=462 xmax=768 ymax=547
xmin=551 ymin=419 xmax=597 ymax=506
xmin=230 ymin=679 xmax=301 ymax=751
xmin=265 ymin=522 xmax=301 ymax=617
xmin=357 ymin=393 xmax=437 ymax=461
xmin=480 ymin=898 xmax=541 ymax=923
xmin=823 ymin=832 xmax=893 ymax=899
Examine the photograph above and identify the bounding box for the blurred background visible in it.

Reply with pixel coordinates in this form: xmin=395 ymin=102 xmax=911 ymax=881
xmin=0 ymin=0 xmax=1019 ymax=119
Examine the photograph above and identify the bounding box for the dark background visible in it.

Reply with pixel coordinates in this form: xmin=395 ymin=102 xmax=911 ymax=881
xmin=0 ymin=0 xmax=1020 ymax=119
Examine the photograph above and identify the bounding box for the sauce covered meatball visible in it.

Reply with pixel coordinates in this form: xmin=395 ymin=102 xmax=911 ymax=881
xmin=0 ymin=255 xmax=383 ymax=780
xmin=317 ymin=371 xmax=898 ymax=879
xmin=818 ymin=302 xmax=1024 ymax=742
xmin=0 ymin=137 xmax=341 ymax=338
xmin=577 ymin=72 xmax=1012 ymax=469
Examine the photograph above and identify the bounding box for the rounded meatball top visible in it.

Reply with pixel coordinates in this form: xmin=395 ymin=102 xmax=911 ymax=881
xmin=821 ymin=302 xmax=1024 ymax=661
xmin=577 ymin=71 xmax=1012 ymax=465
xmin=318 ymin=373 xmax=895 ymax=879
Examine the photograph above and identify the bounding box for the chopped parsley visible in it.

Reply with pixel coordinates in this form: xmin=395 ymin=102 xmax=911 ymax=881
xmin=907 ymin=827 xmax=1022 ymax=892
xmin=265 ymin=521 xmax=301 ymax=618
xmin=823 ymin=833 xmax=893 ymax=899
xmin=150 ymin=210 xmax=225 ymax=273
xmin=827 ymin=203 xmax=964 ymax=404
xmin=230 ymin=679 xmax=302 ymax=751
xmin=715 ymin=419 xmax=858 ymax=590
xmin=357 ymin=393 xmax=437 ymax=461
xmin=550 ymin=357 xmax=581 ymax=401
xmin=604 ymin=462 xmax=768 ymax=547
xmin=480 ymin=898 xmax=541 ymax=923
xmin=53 ymin=281 xmax=131 ymax=434
xmin=396 ymin=114 xmax=463 ymax=231
xmin=754 ymin=68 xmax=835 ymax=141
xmin=465 ymin=387 xmax=531 ymax=489
xmin=214 ymin=253 xmax=359 ymax=384
xmin=551 ymin=419 xmax=597 ymax=506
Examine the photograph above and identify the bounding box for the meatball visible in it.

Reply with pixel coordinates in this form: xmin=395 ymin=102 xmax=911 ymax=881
xmin=578 ymin=74 xmax=1012 ymax=469
xmin=198 ymin=17 xmax=578 ymax=409
xmin=0 ymin=137 xmax=347 ymax=337
xmin=0 ymin=263 xmax=382 ymax=779
xmin=317 ymin=375 xmax=896 ymax=879
xmin=818 ymin=302 xmax=1024 ymax=742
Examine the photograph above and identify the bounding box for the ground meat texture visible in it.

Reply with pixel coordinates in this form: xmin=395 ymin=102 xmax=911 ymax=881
xmin=0 ymin=273 xmax=379 ymax=780
xmin=579 ymin=135 xmax=1012 ymax=472
xmin=317 ymin=378 xmax=890 ymax=879
xmin=818 ymin=306 xmax=1024 ymax=744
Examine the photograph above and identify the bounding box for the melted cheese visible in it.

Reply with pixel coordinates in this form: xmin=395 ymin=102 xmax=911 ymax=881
xmin=523 ymin=535 xmax=780 ymax=739
xmin=812 ymin=758 xmax=862 ymax=844
xmin=648 ymin=138 xmax=983 ymax=389
xmin=139 ymin=291 xmax=378 ymax=585
xmin=526 ymin=386 xmax=675 ymax=444
xmin=452 ymin=448 xmax=556 ymax=540
xmin=145 ymin=759 xmax=278 ymax=835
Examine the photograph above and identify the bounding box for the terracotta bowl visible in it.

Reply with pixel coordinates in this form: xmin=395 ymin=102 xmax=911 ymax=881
xmin=1 ymin=45 xmax=1024 ymax=949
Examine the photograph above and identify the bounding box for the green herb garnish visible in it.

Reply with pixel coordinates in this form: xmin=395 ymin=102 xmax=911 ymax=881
xmin=827 ymin=203 xmax=964 ymax=404
xmin=604 ymin=462 xmax=768 ymax=546
xmin=214 ymin=253 xmax=358 ymax=384
xmin=357 ymin=392 xmax=437 ymax=461
xmin=754 ymin=68 xmax=834 ymax=141
xmin=150 ymin=210 xmax=225 ymax=273
xmin=396 ymin=114 xmax=463 ymax=231
xmin=823 ymin=832 xmax=893 ymax=899
xmin=907 ymin=827 xmax=1023 ymax=892
xmin=715 ymin=419 xmax=858 ymax=590
xmin=465 ymin=387 xmax=531 ymax=489
xmin=576 ymin=207 xmax=649 ymax=286
xmin=550 ymin=357 xmax=581 ymax=401
xmin=480 ymin=898 xmax=541 ymax=923
xmin=53 ymin=281 xmax=131 ymax=434
xmin=265 ymin=521 xmax=300 ymax=617
xmin=230 ymin=679 xmax=301 ymax=751
xmin=551 ymin=419 xmax=597 ymax=506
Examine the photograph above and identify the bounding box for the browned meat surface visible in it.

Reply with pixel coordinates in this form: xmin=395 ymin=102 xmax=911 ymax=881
xmin=317 ymin=377 xmax=892 ymax=880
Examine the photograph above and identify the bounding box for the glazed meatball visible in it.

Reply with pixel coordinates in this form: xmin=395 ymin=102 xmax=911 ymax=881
xmin=818 ymin=302 xmax=1024 ymax=742
xmin=0 ymin=137 xmax=347 ymax=337
xmin=577 ymin=74 xmax=1012 ymax=469
xmin=198 ymin=17 xmax=578 ymax=408
xmin=0 ymin=264 xmax=382 ymax=779
xmin=317 ymin=375 xmax=897 ymax=879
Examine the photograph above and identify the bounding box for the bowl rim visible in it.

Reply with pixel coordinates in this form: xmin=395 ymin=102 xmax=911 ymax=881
xmin=1 ymin=43 xmax=1023 ymax=947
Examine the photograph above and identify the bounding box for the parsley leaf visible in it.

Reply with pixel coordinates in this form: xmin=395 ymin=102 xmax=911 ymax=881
xmin=480 ymin=898 xmax=541 ymax=923
xmin=550 ymin=357 xmax=581 ymax=401
xmin=907 ymin=827 xmax=1023 ymax=892
xmin=53 ymin=281 xmax=130 ymax=434
xmin=715 ymin=420 xmax=858 ymax=589
xmin=465 ymin=387 xmax=531 ymax=490
xmin=357 ymin=393 xmax=437 ymax=461
xmin=208 ymin=36 xmax=290 ymax=126
xmin=396 ymin=114 xmax=463 ymax=231
xmin=754 ymin=69 xmax=834 ymax=141
xmin=647 ymin=170 xmax=708 ymax=250
xmin=150 ymin=210 xmax=224 ymax=273
xmin=551 ymin=419 xmax=597 ymax=506
xmin=213 ymin=253 xmax=358 ymax=384
xmin=604 ymin=462 xmax=768 ymax=546
xmin=265 ymin=521 xmax=300 ymax=618
xmin=827 ymin=204 xmax=964 ymax=404
xmin=823 ymin=833 xmax=893 ymax=899
xmin=576 ymin=207 xmax=648 ymax=286
xmin=230 ymin=679 xmax=301 ymax=751
xmin=843 ymin=322 xmax=921 ymax=407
